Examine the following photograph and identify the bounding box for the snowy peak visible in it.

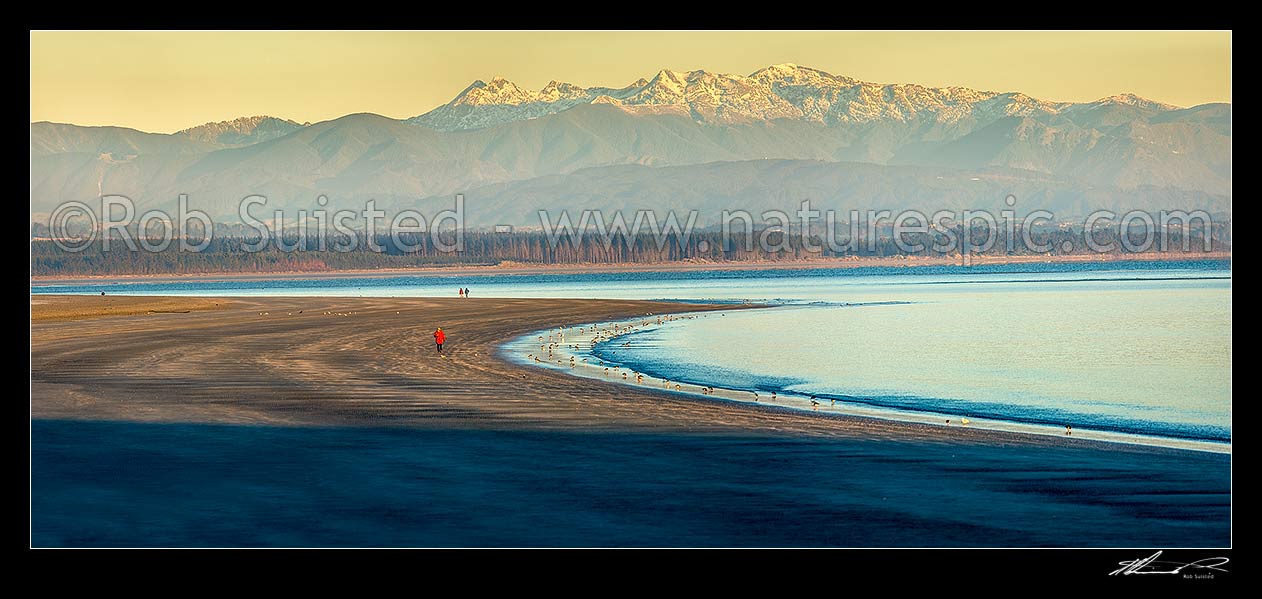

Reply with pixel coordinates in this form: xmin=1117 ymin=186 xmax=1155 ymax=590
xmin=750 ymin=63 xmax=855 ymax=86
xmin=1090 ymin=93 xmax=1179 ymax=111
xmin=650 ymin=68 xmax=688 ymax=88
xmin=455 ymin=77 xmax=536 ymax=106
xmin=407 ymin=65 xmax=1186 ymax=131
xmin=177 ymin=115 xmax=307 ymax=146
xmin=626 ymin=69 xmax=691 ymax=104
xmin=539 ymin=80 xmax=589 ymax=102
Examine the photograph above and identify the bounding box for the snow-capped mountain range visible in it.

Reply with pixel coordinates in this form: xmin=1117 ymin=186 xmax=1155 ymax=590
xmin=409 ymin=64 xmax=1182 ymax=131
xmin=30 ymin=64 xmax=1230 ymax=223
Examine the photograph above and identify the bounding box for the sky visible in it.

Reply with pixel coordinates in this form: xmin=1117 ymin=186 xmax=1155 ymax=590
xmin=31 ymin=30 xmax=1231 ymax=133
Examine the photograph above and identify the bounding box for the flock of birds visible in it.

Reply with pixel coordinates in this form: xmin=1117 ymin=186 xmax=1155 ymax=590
xmin=525 ymin=313 xmax=715 ymax=394
xmin=258 ymin=310 xmax=357 ymax=317
xmin=523 ymin=314 xmax=858 ymax=413
xmin=521 ymin=311 xmax=1079 ymax=436
xmin=258 ymin=306 xmax=1075 ymax=437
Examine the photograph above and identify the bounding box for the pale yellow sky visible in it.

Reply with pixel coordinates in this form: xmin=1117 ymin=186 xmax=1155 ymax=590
xmin=31 ymin=30 xmax=1231 ymax=133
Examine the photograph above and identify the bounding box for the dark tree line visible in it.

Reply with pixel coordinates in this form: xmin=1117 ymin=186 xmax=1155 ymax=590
xmin=31 ymin=223 xmax=1230 ymax=277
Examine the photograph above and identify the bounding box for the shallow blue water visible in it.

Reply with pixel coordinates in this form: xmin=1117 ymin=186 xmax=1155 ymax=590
xmin=587 ymin=275 xmax=1231 ymax=444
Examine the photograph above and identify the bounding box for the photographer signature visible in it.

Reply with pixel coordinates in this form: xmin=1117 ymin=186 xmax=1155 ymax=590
xmin=1109 ymin=551 xmax=1229 ymax=576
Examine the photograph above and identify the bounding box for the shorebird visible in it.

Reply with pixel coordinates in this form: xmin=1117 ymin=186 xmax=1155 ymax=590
xmin=1065 ymin=425 xmax=1072 ymax=436
xmin=811 ymin=399 xmax=820 ymax=410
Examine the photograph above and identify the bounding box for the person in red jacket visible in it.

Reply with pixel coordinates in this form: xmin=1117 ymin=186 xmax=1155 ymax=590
xmin=434 ymin=327 xmax=446 ymax=354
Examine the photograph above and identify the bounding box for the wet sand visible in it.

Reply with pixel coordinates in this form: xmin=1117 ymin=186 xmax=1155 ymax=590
xmin=30 ymin=294 xmax=1174 ymax=446
xmin=30 ymin=295 xmax=1231 ymax=547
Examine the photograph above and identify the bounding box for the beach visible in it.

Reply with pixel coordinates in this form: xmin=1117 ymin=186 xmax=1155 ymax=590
xmin=30 ymin=295 xmax=1231 ymax=546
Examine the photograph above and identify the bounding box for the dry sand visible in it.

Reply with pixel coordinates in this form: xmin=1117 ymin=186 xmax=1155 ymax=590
xmin=30 ymin=294 xmax=1179 ymax=452
xmin=30 ymin=295 xmax=232 ymax=322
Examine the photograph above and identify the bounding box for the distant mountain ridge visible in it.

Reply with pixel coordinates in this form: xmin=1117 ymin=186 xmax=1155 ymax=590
xmin=176 ymin=116 xmax=309 ymax=146
xmin=29 ymin=64 xmax=1231 ymax=222
xmin=30 ymin=115 xmax=308 ymax=156
xmin=407 ymin=64 xmax=1188 ymax=131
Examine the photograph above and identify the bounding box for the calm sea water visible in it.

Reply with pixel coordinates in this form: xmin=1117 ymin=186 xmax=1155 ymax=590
xmin=34 ymin=260 xmax=1232 ymax=445
xmin=580 ymin=268 xmax=1232 ymax=445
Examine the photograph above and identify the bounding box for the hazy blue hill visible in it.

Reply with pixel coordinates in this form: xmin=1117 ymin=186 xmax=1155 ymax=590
xmin=439 ymin=159 xmax=1229 ymax=227
xmin=30 ymin=122 xmax=215 ymax=157
xmin=175 ymin=116 xmax=307 ymax=147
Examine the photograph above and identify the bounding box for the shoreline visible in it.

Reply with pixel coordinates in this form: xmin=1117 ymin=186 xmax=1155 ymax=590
xmin=31 ymin=294 xmax=1223 ymax=455
xmin=30 ymin=250 xmax=1231 ymax=286
xmin=502 ymin=309 xmax=1231 ymax=454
